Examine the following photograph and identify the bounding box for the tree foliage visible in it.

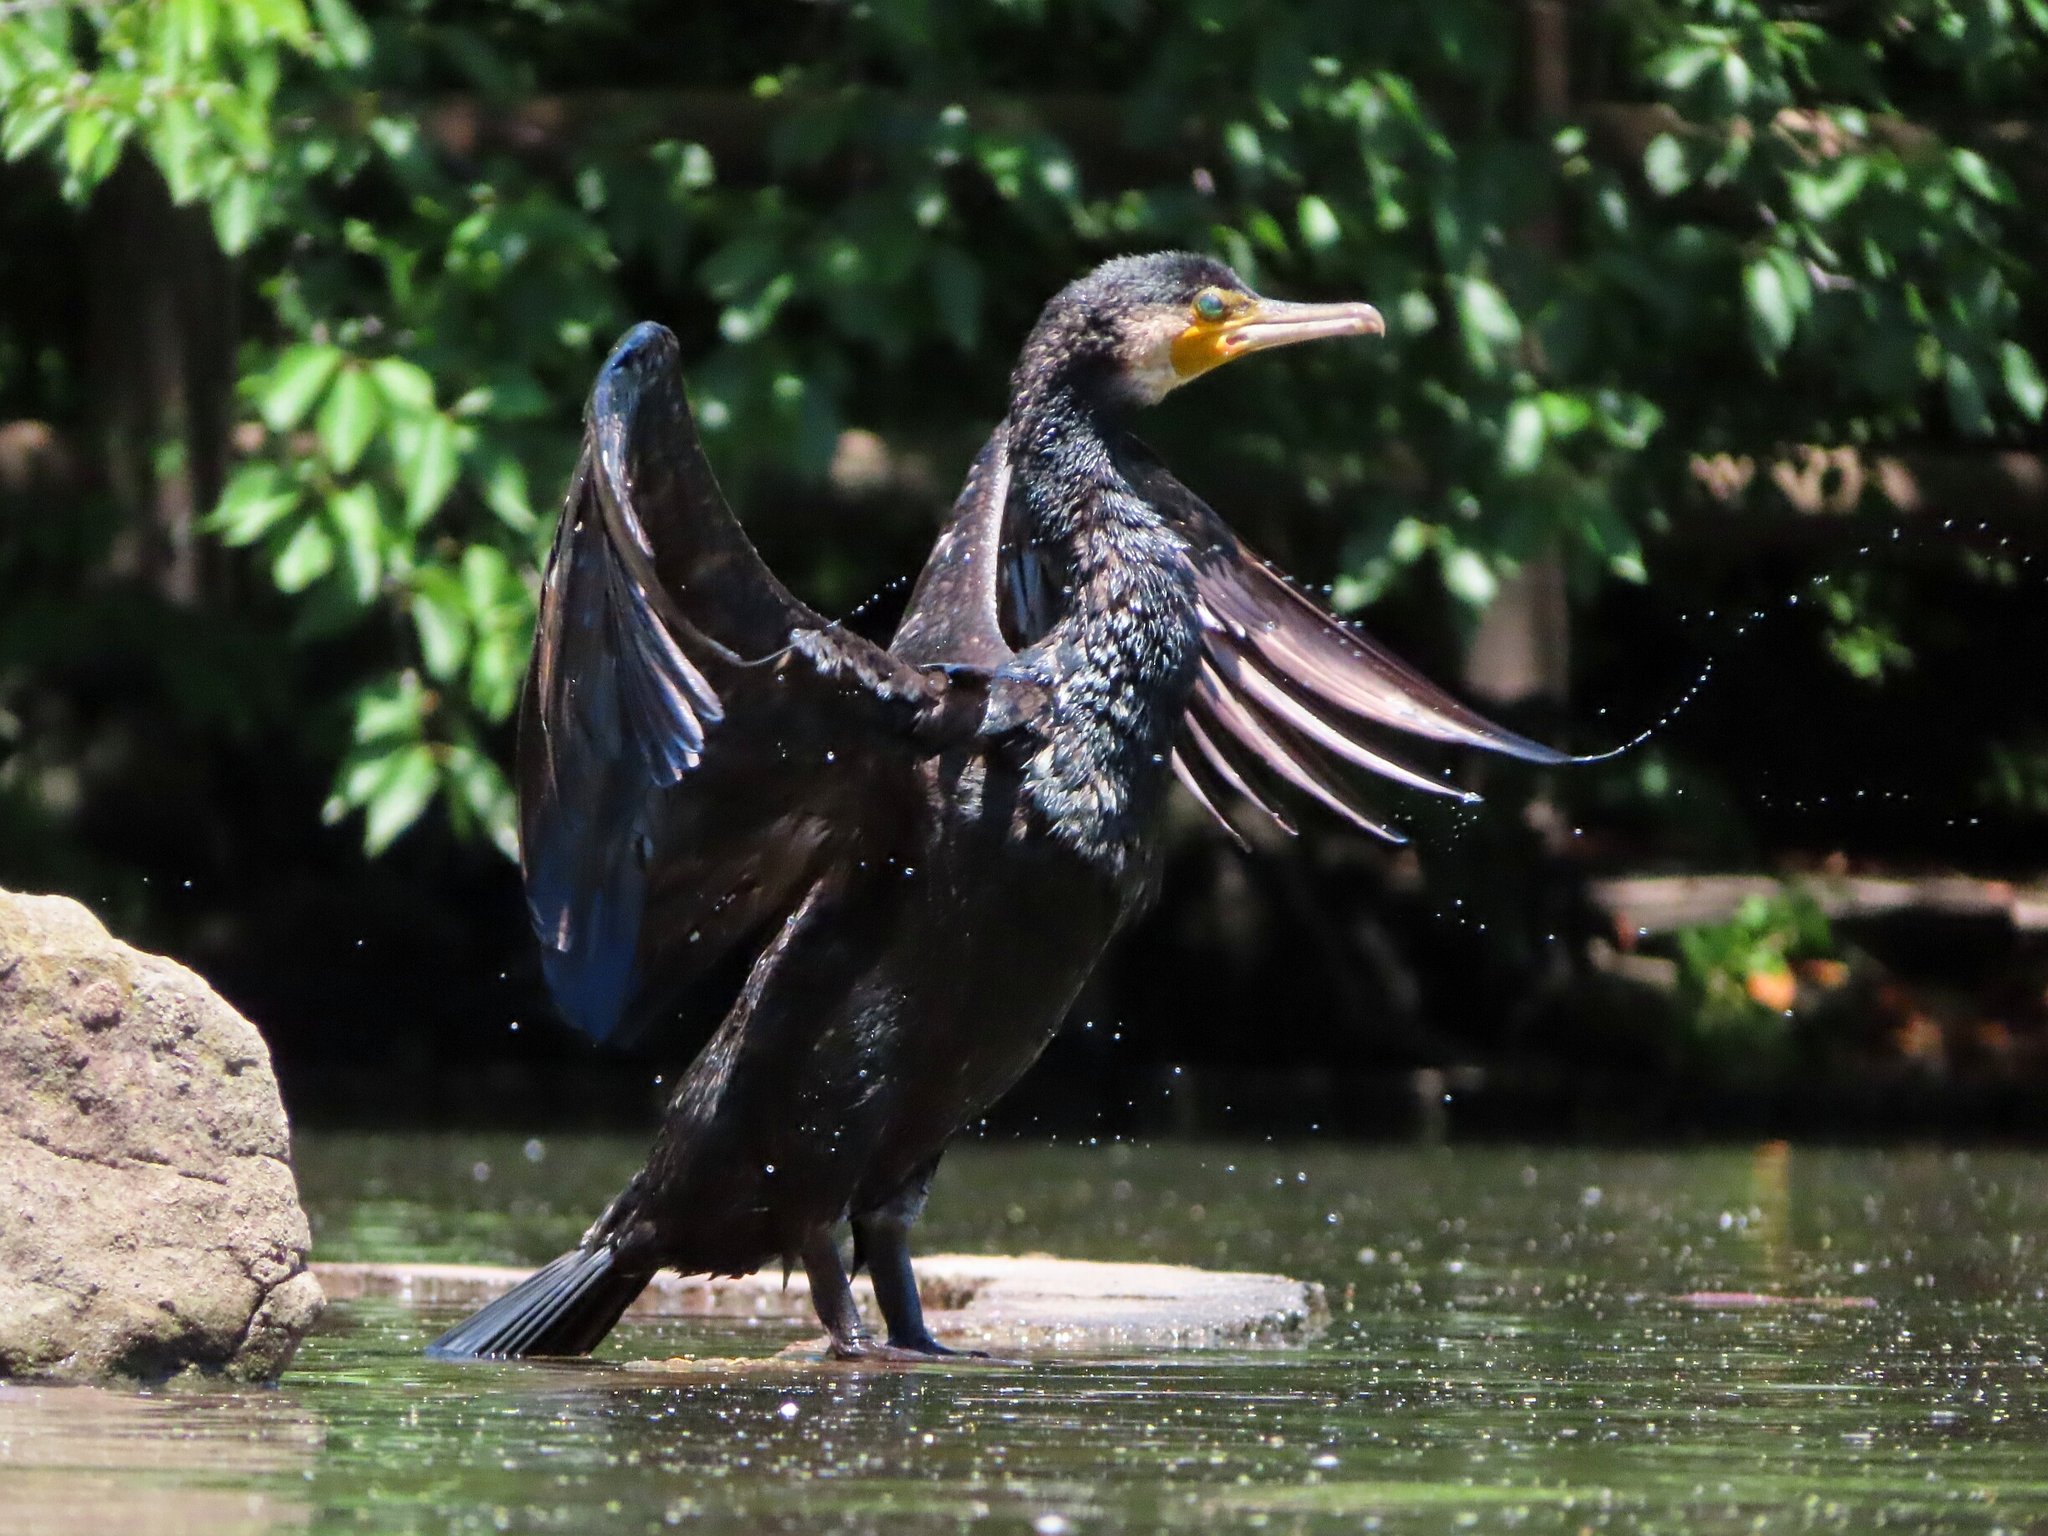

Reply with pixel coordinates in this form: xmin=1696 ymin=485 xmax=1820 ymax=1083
xmin=2 ymin=0 xmax=2043 ymax=857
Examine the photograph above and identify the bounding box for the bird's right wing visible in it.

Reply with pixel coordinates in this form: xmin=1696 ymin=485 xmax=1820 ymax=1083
xmin=1126 ymin=456 xmax=1567 ymax=845
xmin=520 ymin=323 xmax=978 ymax=1047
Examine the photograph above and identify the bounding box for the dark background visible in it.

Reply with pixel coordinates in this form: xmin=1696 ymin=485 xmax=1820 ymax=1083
xmin=2 ymin=0 xmax=2045 ymax=1137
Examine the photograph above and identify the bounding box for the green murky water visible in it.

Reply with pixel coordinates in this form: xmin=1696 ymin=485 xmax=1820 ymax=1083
xmin=7 ymin=1138 xmax=2048 ymax=1533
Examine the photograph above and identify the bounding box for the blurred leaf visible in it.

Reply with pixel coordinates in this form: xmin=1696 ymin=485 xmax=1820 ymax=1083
xmin=400 ymin=414 xmax=461 ymax=528
xmin=360 ymin=744 xmax=438 ymax=854
xmin=1944 ymin=352 xmax=1994 ymax=437
xmin=1500 ymin=398 xmax=1546 ymax=476
xmin=272 ymin=515 xmax=335 ymax=593
xmin=310 ymin=0 xmax=372 ymax=67
xmin=2001 ymin=342 xmax=2046 ymax=421
xmin=1297 ymin=194 xmax=1341 ymax=251
xmin=1452 ymin=276 xmax=1519 ymax=374
xmin=318 ymin=367 xmax=381 ymax=472
xmin=370 ymin=357 xmax=437 ymax=416
xmin=1441 ymin=546 xmax=1498 ymax=607
xmin=445 ymin=744 xmax=518 ymax=860
xmin=410 ymin=568 xmax=471 ymax=681
xmin=205 ymin=465 xmax=300 ymax=545
xmin=1742 ymin=256 xmax=1795 ymax=361
xmin=212 ymin=175 xmax=262 ymax=254
xmin=353 ymin=673 xmax=425 ymax=744
xmin=261 ymin=345 xmax=343 ymax=433
xmin=479 ymin=451 xmax=538 ymax=533
xmin=1642 ymin=134 xmax=1689 ymax=197
xmin=327 ymin=483 xmax=384 ymax=604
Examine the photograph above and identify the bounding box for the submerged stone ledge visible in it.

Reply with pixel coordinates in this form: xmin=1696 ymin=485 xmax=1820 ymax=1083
xmin=314 ymin=1255 xmax=1327 ymax=1351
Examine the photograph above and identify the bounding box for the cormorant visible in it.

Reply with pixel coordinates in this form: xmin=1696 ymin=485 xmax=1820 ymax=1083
xmin=428 ymin=252 xmax=1564 ymax=1363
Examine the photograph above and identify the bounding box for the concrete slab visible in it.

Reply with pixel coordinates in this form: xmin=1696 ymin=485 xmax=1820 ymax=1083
xmin=314 ymin=1254 xmax=1327 ymax=1353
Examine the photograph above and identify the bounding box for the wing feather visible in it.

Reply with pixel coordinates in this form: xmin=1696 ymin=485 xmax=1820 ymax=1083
xmin=520 ymin=323 xmax=961 ymax=1047
xmin=1180 ymin=709 xmax=1295 ymax=838
xmin=1192 ymin=661 xmax=1408 ymax=844
xmin=1167 ymin=745 xmax=1250 ymax=851
xmin=891 ymin=430 xmax=1015 ymax=669
xmin=1195 ymin=544 xmax=1565 ymax=764
xmin=1120 ymin=449 xmax=1565 ymax=841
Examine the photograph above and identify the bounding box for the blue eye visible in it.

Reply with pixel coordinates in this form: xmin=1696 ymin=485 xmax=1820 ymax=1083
xmin=1193 ymin=289 xmax=1228 ymax=323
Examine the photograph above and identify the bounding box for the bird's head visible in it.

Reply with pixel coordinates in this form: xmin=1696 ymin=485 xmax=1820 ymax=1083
xmin=1015 ymin=251 xmax=1385 ymax=414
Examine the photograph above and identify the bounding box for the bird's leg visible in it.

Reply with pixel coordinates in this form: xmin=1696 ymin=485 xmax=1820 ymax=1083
xmin=803 ymin=1222 xmax=982 ymax=1365
xmin=851 ymin=1210 xmax=967 ymax=1358
xmin=800 ymin=1226 xmax=877 ymax=1360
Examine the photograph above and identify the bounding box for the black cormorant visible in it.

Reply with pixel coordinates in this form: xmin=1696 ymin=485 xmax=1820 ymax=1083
xmin=428 ymin=252 xmax=1564 ymax=1363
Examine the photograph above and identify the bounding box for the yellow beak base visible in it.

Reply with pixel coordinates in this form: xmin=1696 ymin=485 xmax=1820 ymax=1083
xmin=1170 ymin=298 xmax=1386 ymax=381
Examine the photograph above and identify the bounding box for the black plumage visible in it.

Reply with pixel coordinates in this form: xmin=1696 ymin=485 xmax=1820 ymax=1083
xmin=428 ymin=253 xmax=1564 ymax=1363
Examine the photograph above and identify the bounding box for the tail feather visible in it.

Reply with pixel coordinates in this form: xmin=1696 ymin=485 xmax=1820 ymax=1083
xmin=426 ymin=1246 xmax=652 ymax=1360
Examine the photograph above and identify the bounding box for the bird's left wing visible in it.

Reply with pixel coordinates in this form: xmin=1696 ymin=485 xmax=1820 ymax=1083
xmin=521 ymin=324 xmax=979 ymax=1047
xmin=1126 ymin=456 xmax=1567 ymax=846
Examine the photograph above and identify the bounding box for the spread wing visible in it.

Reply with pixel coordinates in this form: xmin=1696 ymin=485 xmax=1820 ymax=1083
xmin=1126 ymin=455 xmax=1567 ymax=846
xmin=520 ymin=323 xmax=970 ymax=1046
xmin=890 ymin=426 xmax=1015 ymax=669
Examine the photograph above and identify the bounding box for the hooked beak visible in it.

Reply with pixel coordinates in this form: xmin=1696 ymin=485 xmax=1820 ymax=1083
xmin=1171 ymin=298 xmax=1385 ymax=380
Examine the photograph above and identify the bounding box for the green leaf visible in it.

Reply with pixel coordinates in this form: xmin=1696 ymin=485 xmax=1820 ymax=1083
xmin=400 ymin=414 xmax=461 ymax=528
xmin=1296 ymin=194 xmax=1340 ymax=251
xmin=212 ymin=176 xmax=262 ymax=256
xmin=468 ymin=628 xmax=524 ymax=720
xmin=1742 ymin=256 xmax=1794 ymax=361
xmin=2 ymin=101 xmax=65 ymax=163
xmin=261 ymin=345 xmax=344 ymax=432
xmin=1650 ymin=42 xmax=1718 ymax=92
xmin=1501 ymin=399 xmax=1546 ymax=476
xmin=318 ymin=367 xmax=382 ymax=472
xmin=243 ymin=0 xmax=313 ymax=49
xmin=460 ymin=543 xmax=515 ymax=614
xmin=310 ymin=0 xmax=373 ymax=67
xmin=1440 ymin=546 xmax=1499 ymax=608
xmin=361 ymin=744 xmax=438 ymax=855
xmin=370 ymin=357 xmax=437 ymax=416
xmin=1787 ymin=158 xmax=1868 ymax=222
xmin=1642 ymin=134 xmax=1689 ymax=197
xmin=1944 ymin=353 xmax=1993 ymax=438
xmin=478 ymin=451 xmax=537 ymax=532
xmin=352 ymin=673 xmax=424 ymax=743
xmin=62 ymin=111 xmax=110 ymax=186
xmin=2001 ymin=342 xmax=2047 ymax=422
xmin=445 ymin=746 xmax=518 ymax=860
xmin=1951 ymin=149 xmax=2010 ymax=205
xmin=272 ymin=515 xmax=335 ymax=592
xmin=204 ymin=465 xmax=301 ymax=545
xmin=172 ymin=0 xmax=219 ymax=62
xmin=1452 ymin=276 xmax=1520 ymax=374
xmin=410 ymin=568 xmax=471 ymax=681
xmin=150 ymin=98 xmax=203 ymax=201
xmin=327 ymin=483 xmax=384 ymax=604
xmin=1536 ymin=391 xmax=1593 ymax=438
xmin=1223 ymin=121 xmax=1263 ymax=171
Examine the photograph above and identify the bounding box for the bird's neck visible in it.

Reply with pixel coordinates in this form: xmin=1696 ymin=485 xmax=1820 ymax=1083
xmin=1005 ymin=379 xmax=1165 ymax=560
xmin=1001 ymin=385 xmax=1202 ymax=879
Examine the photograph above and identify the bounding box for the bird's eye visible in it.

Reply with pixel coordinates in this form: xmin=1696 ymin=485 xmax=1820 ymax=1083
xmin=1192 ymin=288 xmax=1230 ymax=323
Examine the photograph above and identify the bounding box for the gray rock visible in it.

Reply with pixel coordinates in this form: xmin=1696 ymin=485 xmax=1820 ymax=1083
xmin=317 ymin=1253 xmax=1326 ymax=1353
xmin=0 ymin=890 xmax=323 ymax=1381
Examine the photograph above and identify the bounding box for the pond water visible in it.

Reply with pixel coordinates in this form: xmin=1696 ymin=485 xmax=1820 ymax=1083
xmin=6 ymin=1137 xmax=2048 ymax=1533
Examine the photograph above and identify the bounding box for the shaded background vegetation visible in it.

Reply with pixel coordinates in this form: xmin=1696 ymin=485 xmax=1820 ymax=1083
xmin=2 ymin=0 xmax=2045 ymax=1134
